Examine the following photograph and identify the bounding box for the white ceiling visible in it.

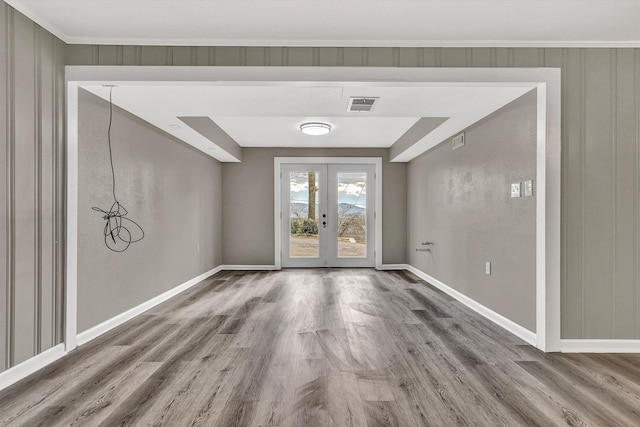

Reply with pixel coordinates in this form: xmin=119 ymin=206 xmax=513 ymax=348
xmin=81 ymin=83 xmax=535 ymax=161
xmin=16 ymin=1 xmax=567 ymax=162
xmin=7 ymin=0 xmax=640 ymax=47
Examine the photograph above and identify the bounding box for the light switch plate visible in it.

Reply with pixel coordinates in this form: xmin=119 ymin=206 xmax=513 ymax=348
xmin=524 ymin=180 xmax=533 ymax=197
xmin=510 ymin=182 xmax=521 ymax=198
xmin=485 ymin=262 xmax=491 ymax=275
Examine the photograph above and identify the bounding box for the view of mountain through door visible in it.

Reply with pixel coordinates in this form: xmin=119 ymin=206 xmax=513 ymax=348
xmin=281 ymin=163 xmax=375 ymax=267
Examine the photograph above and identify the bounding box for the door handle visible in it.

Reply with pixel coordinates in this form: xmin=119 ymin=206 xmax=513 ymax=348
xmin=322 ymin=221 xmax=327 ymax=228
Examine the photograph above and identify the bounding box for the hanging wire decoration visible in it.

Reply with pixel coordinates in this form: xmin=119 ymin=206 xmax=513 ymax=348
xmin=92 ymin=85 xmax=145 ymax=252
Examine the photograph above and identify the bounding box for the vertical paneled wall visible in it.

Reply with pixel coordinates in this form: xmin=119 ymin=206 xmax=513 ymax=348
xmin=1 ymin=4 xmax=65 ymax=371
xmin=65 ymin=45 xmax=640 ymax=339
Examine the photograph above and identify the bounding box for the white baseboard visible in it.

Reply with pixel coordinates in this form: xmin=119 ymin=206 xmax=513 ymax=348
xmin=379 ymin=264 xmax=410 ymax=270
xmin=561 ymin=339 xmax=640 ymax=353
xmin=0 ymin=343 xmax=66 ymax=391
xmin=76 ymin=265 xmax=223 ymax=346
xmin=222 ymin=265 xmax=278 ymax=270
xmin=405 ymin=265 xmax=537 ymax=346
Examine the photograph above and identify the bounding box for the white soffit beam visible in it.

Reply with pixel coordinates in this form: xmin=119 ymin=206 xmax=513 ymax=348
xmin=178 ymin=116 xmax=242 ymax=162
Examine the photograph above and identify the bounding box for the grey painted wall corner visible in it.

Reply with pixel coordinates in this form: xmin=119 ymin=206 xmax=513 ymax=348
xmin=408 ymin=90 xmax=537 ymax=332
xmin=77 ymin=89 xmax=223 ymax=333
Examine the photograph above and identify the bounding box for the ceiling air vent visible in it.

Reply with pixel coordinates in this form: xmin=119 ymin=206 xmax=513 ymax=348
xmin=347 ymin=97 xmax=379 ymax=112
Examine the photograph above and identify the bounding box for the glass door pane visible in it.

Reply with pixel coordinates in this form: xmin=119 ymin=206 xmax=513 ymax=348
xmin=327 ymin=164 xmax=375 ymax=268
xmin=336 ymin=172 xmax=367 ymax=258
xmin=289 ymin=171 xmax=320 ymax=257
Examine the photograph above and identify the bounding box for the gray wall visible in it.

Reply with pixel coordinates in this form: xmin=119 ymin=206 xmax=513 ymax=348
xmin=0 ymin=4 xmax=65 ymax=372
xmin=65 ymin=44 xmax=640 ymax=339
xmin=77 ymin=89 xmax=222 ymax=333
xmin=222 ymin=148 xmax=407 ymax=265
xmin=408 ymin=91 xmax=537 ymax=331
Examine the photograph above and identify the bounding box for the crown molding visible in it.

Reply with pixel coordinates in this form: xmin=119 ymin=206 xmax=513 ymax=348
xmin=4 ymin=0 xmax=69 ymax=41
xmin=63 ymin=37 xmax=640 ymax=49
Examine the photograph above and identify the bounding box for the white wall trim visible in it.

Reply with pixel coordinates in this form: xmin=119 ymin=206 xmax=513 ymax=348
xmin=0 ymin=344 xmax=66 ymax=391
xmin=222 ymin=265 xmax=278 ymax=271
xmin=561 ymin=340 xmax=640 ymax=353
xmin=537 ymin=77 xmax=562 ymax=353
xmin=65 ymin=82 xmax=79 ymax=352
xmin=535 ymin=82 xmax=548 ymax=351
xmin=406 ymin=265 xmax=537 ymax=346
xmin=379 ymin=264 xmax=410 ymax=270
xmin=54 ymin=39 xmax=640 ymax=49
xmin=76 ymin=265 xmax=223 ymax=346
xmin=274 ymin=158 xmax=282 ymax=270
xmin=66 ymin=66 xmax=560 ymax=353
xmin=3 ymin=0 xmax=70 ymax=41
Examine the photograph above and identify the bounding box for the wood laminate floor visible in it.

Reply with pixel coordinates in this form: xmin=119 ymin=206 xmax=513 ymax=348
xmin=1 ymin=269 xmax=640 ymax=426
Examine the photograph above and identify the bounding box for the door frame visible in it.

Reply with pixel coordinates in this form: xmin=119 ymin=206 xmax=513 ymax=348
xmin=275 ymin=157 xmax=383 ymax=270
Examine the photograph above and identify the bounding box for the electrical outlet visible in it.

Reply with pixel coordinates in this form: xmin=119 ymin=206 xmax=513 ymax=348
xmin=485 ymin=262 xmax=491 ymax=275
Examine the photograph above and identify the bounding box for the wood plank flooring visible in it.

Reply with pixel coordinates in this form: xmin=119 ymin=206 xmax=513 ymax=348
xmin=1 ymin=269 xmax=640 ymax=426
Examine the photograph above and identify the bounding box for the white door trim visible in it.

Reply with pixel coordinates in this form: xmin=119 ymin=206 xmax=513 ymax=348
xmin=275 ymin=157 xmax=383 ymax=270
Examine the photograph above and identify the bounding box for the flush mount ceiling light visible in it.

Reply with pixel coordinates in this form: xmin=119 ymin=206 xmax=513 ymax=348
xmin=300 ymin=122 xmax=331 ymax=136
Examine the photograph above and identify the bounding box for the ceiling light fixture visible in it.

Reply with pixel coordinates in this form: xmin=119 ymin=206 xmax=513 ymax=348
xmin=300 ymin=122 xmax=331 ymax=136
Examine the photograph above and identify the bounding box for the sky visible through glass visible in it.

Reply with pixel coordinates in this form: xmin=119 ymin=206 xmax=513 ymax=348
xmin=289 ymin=172 xmax=366 ymax=208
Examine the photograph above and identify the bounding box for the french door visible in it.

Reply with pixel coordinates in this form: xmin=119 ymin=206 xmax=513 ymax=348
xmin=281 ymin=163 xmax=375 ymax=267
